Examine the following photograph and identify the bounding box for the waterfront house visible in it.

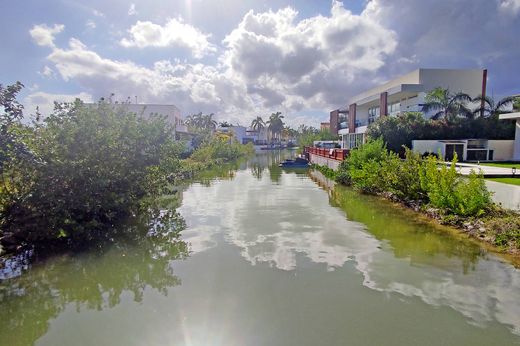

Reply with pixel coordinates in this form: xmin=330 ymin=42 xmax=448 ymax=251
xmin=330 ymin=68 xmax=488 ymax=149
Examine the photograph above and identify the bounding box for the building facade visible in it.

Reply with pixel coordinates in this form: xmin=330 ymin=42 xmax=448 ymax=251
xmin=330 ymin=68 xmax=488 ymax=149
xmin=122 ymin=104 xmax=187 ymax=133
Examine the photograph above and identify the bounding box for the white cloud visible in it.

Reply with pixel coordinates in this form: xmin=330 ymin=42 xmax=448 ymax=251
xmin=120 ymin=18 xmax=217 ymax=58
xmin=221 ymin=1 xmax=397 ymax=109
xmin=23 ymin=91 xmax=94 ymax=116
xmin=44 ymin=37 xmax=250 ymax=122
xmin=92 ymin=9 xmax=104 ymax=17
xmin=38 ymin=65 xmax=56 ymax=78
xmin=86 ymin=20 xmax=96 ymax=29
xmin=128 ymin=3 xmax=137 ymax=16
xmin=29 ymin=24 xmax=64 ymax=48
xmin=500 ymin=0 xmax=520 ymax=15
xmin=30 ymin=1 xmax=520 ymax=126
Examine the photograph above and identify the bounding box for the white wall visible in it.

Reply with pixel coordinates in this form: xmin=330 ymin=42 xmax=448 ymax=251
xmin=350 ymin=69 xmax=421 ymax=104
xmin=488 ymin=140 xmax=514 ymax=161
xmin=419 ymin=69 xmax=484 ymax=98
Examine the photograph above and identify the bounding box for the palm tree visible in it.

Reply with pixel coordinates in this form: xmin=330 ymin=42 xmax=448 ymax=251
xmin=472 ymin=95 xmax=516 ymax=118
xmin=266 ymin=112 xmax=285 ymax=144
xmin=202 ymin=113 xmax=217 ymax=130
xmin=421 ymin=87 xmax=473 ymax=121
xmin=250 ymin=116 xmax=265 ymax=132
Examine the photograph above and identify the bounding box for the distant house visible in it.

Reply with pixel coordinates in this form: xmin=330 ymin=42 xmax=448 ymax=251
xmin=217 ymin=125 xmax=252 ymax=144
xmin=86 ymin=102 xmax=195 ymax=149
xmin=246 ymin=127 xmax=269 ymax=145
xmin=121 ymin=104 xmax=187 ymax=133
xmin=330 ymin=68 xmax=488 ymax=149
xmin=320 ymin=122 xmax=330 ymax=132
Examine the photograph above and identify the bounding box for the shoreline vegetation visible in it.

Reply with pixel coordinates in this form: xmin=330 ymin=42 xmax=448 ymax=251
xmin=312 ymin=139 xmax=520 ymax=255
xmin=0 ymin=83 xmax=253 ymax=257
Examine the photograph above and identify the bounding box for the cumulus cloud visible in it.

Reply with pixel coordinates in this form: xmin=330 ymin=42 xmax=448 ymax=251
xmin=120 ymin=18 xmax=217 ymax=58
xmin=43 ymin=37 xmax=250 ymax=122
xmin=222 ymin=1 xmax=397 ymax=109
xmin=29 ymin=24 xmax=64 ymax=47
xmin=23 ymin=91 xmax=94 ymax=116
xmin=28 ymin=1 xmax=520 ymax=125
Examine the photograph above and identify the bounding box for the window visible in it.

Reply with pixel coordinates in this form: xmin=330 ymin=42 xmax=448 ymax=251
xmin=388 ymin=101 xmax=400 ymax=115
xmin=368 ymin=106 xmax=380 ymax=124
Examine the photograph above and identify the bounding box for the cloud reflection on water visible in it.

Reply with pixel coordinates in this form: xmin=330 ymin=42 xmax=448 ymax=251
xmin=179 ymin=169 xmax=520 ymax=336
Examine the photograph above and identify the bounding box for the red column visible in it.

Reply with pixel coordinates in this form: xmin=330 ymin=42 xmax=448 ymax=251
xmin=348 ymin=103 xmax=357 ymax=133
xmin=330 ymin=110 xmax=339 ymax=136
xmin=481 ymin=69 xmax=487 ymax=118
xmin=380 ymin=92 xmax=388 ymax=116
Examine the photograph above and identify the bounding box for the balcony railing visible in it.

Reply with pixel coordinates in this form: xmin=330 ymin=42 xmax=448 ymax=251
xmin=304 ymin=147 xmax=349 ymax=161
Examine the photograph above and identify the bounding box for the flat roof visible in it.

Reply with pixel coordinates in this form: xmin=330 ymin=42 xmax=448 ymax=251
xmin=499 ymin=112 xmax=520 ymax=120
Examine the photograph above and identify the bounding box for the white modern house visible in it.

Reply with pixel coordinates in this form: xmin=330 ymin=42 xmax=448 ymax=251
xmin=245 ymin=127 xmax=269 ymax=145
xmin=499 ymin=112 xmax=520 ymax=160
xmin=216 ymin=125 xmax=250 ymax=144
xmin=330 ymin=68 xmax=488 ymax=149
xmin=122 ymin=104 xmax=188 ymax=133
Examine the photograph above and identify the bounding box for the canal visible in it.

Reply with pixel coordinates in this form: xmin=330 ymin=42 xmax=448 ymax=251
xmin=1 ymin=152 xmax=520 ymax=345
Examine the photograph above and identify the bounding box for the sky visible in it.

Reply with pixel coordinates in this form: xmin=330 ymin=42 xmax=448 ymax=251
xmin=1 ymin=0 xmax=519 ymax=127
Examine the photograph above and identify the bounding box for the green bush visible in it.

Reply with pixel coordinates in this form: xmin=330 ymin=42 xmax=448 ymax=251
xmin=453 ymin=170 xmax=491 ymax=216
xmin=387 ymin=148 xmax=427 ymax=201
xmin=336 ymin=139 xmax=491 ymax=217
xmin=1 ymin=99 xmax=184 ymax=250
xmin=344 ymin=138 xmax=393 ymax=193
xmin=189 ymin=137 xmax=254 ymax=163
xmin=420 ymin=155 xmax=459 ymax=210
xmin=420 ymin=155 xmax=490 ymax=216
xmin=335 ymin=160 xmax=351 ymax=185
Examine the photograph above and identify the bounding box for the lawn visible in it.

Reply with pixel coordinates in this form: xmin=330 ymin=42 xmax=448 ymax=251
xmin=487 ymin=177 xmax=520 ymax=186
xmin=480 ymin=162 xmax=520 ymax=169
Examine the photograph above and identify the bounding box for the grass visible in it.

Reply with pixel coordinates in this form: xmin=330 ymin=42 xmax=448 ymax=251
xmin=480 ymin=162 xmax=520 ymax=169
xmin=487 ymin=177 xmax=520 ymax=186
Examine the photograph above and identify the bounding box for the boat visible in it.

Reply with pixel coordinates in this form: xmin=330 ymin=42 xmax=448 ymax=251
xmin=278 ymin=157 xmax=310 ymax=168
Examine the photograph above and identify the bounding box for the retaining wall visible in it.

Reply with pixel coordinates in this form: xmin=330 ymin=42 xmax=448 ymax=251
xmin=309 ymin=153 xmax=341 ymax=170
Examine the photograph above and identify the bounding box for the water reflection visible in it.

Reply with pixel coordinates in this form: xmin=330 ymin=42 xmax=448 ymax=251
xmin=0 ymin=210 xmax=188 ymax=346
xmin=180 ymin=157 xmax=520 ymax=337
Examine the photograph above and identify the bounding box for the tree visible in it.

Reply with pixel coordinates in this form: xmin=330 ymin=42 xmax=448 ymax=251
xmin=266 ymin=112 xmax=285 ymax=143
xmin=0 ymin=82 xmax=35 ymax=171
xmin=1 ymin=97 xmax=184 ymax=252
xmin=512 ymin=96 xmax=520 ymax=112
xmin=185 ymin=112 xmax=217 ymax=131
xmin=366 ymin=112 xmax=427 ymax=154
xmin=472 ymin=94 xmax=516 ymax=118
xmin=422 ymin=87 xmax=472 ymax=122
xmin=250 ymin=116 xmax=265 ymax=132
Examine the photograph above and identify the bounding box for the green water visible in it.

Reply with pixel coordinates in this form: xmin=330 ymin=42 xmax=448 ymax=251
xmin=1 ymin=152 xmax=520 ymax=345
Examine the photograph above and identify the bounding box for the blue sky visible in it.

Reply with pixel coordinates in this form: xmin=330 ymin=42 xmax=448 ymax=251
xmin=1 ymin=0 xmax=519 ymax=127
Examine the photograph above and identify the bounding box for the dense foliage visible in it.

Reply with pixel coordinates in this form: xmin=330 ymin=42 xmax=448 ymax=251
xmin=296 ymin=126 xmax=338 ymax=149
xmin=0 ymin=83 xmax=253 ymax=253
xmin=335 ymin=139 xmax=491 ymax=217
xmin=1 ymin=94 xmax=185 ymax=251
xmin=366 ymin=112 xmax=515 ymax=155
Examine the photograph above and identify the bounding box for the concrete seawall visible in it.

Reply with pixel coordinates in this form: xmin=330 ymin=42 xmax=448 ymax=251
xmin=309 ymin=153 xmax=341 ymax=170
